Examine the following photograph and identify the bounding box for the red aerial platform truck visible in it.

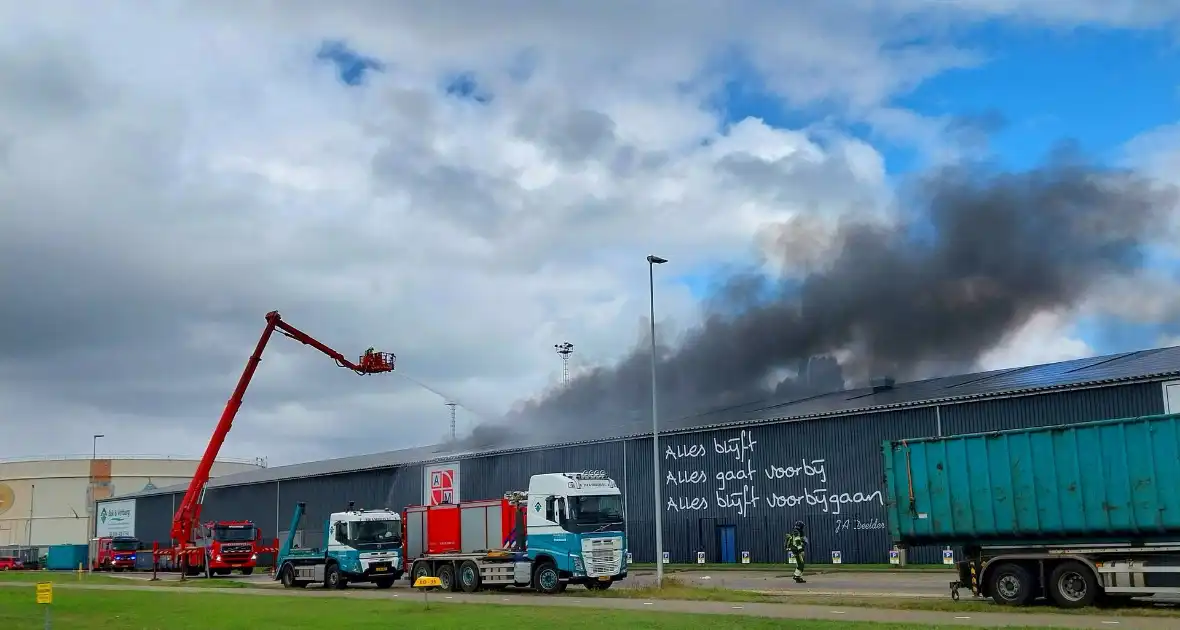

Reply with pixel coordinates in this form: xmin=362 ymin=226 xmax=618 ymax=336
xmin=152 ymin=311 xmax=395 ymax=580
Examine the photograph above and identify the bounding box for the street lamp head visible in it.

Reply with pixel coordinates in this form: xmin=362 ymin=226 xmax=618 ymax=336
xmin=647 ymin=255 xmax=667 ymax=265
xmin=94 ymin=434 xmax=105 ymax=439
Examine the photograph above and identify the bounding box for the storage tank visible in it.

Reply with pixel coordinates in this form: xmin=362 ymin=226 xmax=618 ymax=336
xmin=0 ymin=455 xmax=263 ymax=546
xmin=882 ymin=413 xmax=1180 ymax=547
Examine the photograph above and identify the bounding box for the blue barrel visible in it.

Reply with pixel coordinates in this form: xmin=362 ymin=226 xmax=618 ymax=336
xmin=883 ymin=413 xmax=1180 ymax=546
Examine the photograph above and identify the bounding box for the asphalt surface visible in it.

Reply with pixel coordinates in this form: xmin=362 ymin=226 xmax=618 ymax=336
xmin=3 ymin=574 xmax=1177 ymax=628
xmin=95 ymin=567 xmax=958 ymax=598
xmin=625 ymin=569 xmax=956 ymax=598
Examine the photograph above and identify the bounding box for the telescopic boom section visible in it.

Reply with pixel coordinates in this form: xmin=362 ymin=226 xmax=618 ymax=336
xmin=169 ymin=311 xmax=394 ymax=544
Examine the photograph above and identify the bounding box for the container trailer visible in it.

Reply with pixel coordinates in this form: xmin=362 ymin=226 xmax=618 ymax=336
xmin=404 ymin=471 xmax=627 ymax=594
xmin=274 ymin=501 xmax=404 ymax=589
xmin=883 ymin=412 xmax=1180 ymax=608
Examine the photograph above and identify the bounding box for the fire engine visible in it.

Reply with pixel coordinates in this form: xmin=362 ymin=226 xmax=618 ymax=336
xmin=404 ymin=471 xmax=628 ymax=593
xmin=94 ymin=536 xmax=140 ymax=571
xmin=153 ymin=311 xmax=395 ymax=580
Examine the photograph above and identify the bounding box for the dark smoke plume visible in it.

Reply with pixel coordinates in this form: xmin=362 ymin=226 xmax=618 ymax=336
xmin=472 ymin=147 xmax=1176 ymax=450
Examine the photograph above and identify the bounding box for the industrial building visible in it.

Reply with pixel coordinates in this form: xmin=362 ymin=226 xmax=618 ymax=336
xmin=98 ymin=346 xmax=1180 ymax=565
xmin=0 ymin=456 xmax=262 ymax=548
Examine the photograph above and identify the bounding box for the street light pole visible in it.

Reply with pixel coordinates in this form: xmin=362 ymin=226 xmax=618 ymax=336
xmin=92 ymin=434 xmax=104 ymax=460
xmin=646 ymin=254 xmax=667 ymax=587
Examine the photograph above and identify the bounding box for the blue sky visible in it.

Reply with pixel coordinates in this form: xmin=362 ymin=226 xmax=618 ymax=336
xmin=698 ymin=23 xmax=1180 ymax=354
xmin=316 ymin=26 xmax=1180 ymax=357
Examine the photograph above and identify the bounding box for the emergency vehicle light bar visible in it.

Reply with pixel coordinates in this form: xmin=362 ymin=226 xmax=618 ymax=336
xmin=568 ymin=470 xmax=608 ymax=480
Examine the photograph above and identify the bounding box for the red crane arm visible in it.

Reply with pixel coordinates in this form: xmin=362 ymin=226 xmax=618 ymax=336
xmin=168 ymin=311 xmax=394 ymax=545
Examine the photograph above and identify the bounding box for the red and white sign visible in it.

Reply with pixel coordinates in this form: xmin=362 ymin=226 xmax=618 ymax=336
xmin=424 ymin=462 xmax=461 ymax=506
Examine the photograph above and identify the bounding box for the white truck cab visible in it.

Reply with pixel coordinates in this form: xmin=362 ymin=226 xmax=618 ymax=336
xmin=275 ymin=502 xmax=403 ymax=590
xmin=405 ymin=470 xmax=628 ymax=594
xmin=523 ymin=471 xmax=627 ymax=592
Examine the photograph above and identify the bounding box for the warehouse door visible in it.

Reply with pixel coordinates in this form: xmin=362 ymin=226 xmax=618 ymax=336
xmin=718 ymin=525 xmax=736 ymax=563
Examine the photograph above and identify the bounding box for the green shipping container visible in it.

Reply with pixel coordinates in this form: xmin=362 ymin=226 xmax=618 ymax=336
xmin=46 ymin=544 xmax=89 ymax=571
xmin=882 ymin=413 xmax=1180 ymax=547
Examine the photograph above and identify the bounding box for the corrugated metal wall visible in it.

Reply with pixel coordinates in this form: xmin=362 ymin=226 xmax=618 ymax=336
xmin=456 ymin=383 xmax=1166 ymax=565
xmin=109 ymin=381 xmax=1170 ymax=565
xmin=274 ymin=466 xmax=422 ymax=547
xmin=939 ymin=382 xmax=1164 ymax=435
xmin=131 ymin=492 xmax=179 ymax=545
xmin=461 ymin=444 xmax=626 ymax=503
xmin=621 ymin=407 xmax=940 ymax=565
xmin=203 ymin=484 xmax=279 ymax=539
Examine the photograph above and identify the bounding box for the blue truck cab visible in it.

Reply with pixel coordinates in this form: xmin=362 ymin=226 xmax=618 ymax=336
xmin=274 ymin=502 xmax=403 ymax=590
xmin=523 ymin=470 xmax=628 ymax=592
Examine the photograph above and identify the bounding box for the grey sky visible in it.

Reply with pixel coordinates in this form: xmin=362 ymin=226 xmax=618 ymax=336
xmin=2 ymin=1 xmax=1179 ymax=465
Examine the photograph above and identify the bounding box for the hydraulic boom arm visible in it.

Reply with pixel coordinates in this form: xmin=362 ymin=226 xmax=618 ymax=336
xmin=169 ymin=311 xmax=394 ymax=545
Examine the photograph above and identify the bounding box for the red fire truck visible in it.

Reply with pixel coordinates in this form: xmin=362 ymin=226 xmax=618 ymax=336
xmin=152 ymin=311 xmax=394 ymax=580
xmin=94 ymin=536 xmax=141 ymax=571
xmin=187 ymin=521 xmax=263 ymax=576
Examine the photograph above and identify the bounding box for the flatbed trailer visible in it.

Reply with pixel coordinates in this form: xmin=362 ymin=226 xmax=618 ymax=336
xmin=408 ymin=549 xmax=547 ymax=592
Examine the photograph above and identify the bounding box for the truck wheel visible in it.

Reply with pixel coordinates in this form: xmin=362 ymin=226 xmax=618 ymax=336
xmin=533 ymin=561 xmax=563 ymax=594
xmin=373 ymin=578 xmax=394 ymax=589
xmin=240 ymin=567 xmax=254 ymax=576
xmin=1049 ymin=561 xmax=1098 ymax=608
xmin=458 ymin=560 xmax=481 ymax=593
xmin=988 ymin=562 xmax=1034 ymax=606
xmin=325 ymin=564 xmax=347 ymax=590
xmin=280 ymin=565 xmax=298 ymax=588
xmin=437 ymin=564 xmax=456 ymax=592
xmin=411 ymin=562 xmax=432 ymax=583
xmin=585 ymin=579 xmax=612 ymax=591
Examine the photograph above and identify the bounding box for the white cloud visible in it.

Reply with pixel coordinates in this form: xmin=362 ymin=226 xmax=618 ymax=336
xmin=1 ymin=1 xmax=1175 ymax=464
xmin=977 ymin=311 xmax=1094 ymax=371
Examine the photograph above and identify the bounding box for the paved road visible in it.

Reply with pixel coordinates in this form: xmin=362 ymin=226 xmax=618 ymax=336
xmin=624 ymin=569 xmax=955 ymax=598
xmin=2 ymin=580 xmax=1175 ymax=628
xmin=110 ymin=568 xmax=957 ymax=598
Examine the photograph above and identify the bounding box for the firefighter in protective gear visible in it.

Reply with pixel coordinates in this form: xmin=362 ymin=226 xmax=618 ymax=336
xmin=785 ymin=520 xmax=808 ymax=583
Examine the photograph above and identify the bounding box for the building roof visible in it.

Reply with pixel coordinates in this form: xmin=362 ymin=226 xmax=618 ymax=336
xmin=110 ymin=345 xmax=1180 ymax=499
xmin=668 ymin=345 xmax=1180 ymax=432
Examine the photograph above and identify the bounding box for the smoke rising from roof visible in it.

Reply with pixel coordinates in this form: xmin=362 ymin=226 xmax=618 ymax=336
xmin=461 ymin=147 xmax=1177 ymax=451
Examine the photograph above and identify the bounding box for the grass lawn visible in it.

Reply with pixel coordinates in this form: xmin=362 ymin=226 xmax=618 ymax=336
xmin=0 ymin=570 xmax=246 ymax=588
xmin=630 ymin=563 xmax=951 ymax=573
xmin=0 ymin=586 xmax=1053 ymax=630
xmin=584 ymin=577 xmax=1180 ymax=618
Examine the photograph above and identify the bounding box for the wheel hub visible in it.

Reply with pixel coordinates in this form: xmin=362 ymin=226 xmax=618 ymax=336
xmin=997 ymin=574 xmax=1020 ymax=599
xmin=1058 ymin=572 xmax=1087 ymax=602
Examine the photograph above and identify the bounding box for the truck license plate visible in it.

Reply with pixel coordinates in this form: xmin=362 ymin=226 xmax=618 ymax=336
xmin=597 ymin=576 xmax=610 ymax=581
xmin=374 ymin=566 xmax=387 ymax=572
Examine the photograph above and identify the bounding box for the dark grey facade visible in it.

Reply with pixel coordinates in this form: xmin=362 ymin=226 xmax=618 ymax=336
xmin=105 ymin=379 xmax=1173 ymax=566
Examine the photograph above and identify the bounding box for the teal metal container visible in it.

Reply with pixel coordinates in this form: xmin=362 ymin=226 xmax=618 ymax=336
xmin=882 ymin=413 xmax=1180 ymax=546
xmin=46 ymin=544 xmax=89 ymax=570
